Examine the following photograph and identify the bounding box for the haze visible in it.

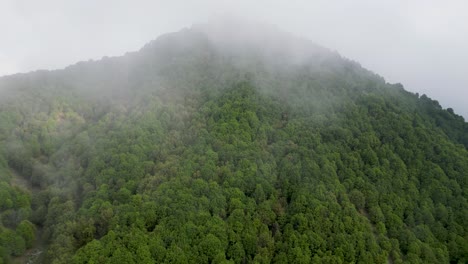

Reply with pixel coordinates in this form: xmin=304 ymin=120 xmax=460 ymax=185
xmin=1 ymin=0 xmax=467 ymax=118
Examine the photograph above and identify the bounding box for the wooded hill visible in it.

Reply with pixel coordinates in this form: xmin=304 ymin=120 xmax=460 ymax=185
xmin=0 ymin=21 xmax=467 ymax=263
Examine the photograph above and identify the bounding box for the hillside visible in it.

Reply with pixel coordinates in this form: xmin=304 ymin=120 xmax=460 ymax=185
xmin=0 ymin=21 xmax=467 ymax=263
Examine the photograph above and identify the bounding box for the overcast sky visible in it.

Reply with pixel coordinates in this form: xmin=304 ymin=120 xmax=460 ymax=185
xmin=1 ymin=0 xmax=467 ymax=118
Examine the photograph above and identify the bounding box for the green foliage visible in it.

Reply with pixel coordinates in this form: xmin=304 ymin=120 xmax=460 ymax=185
xmin=16 ymin=220 xmax=36 ymax=248
xmin=0 ymin=25 xmax=467 ymax=263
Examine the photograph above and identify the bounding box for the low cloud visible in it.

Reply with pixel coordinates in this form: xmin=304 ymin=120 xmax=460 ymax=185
xmin=1 ymin=0 xmax=467 ymax=118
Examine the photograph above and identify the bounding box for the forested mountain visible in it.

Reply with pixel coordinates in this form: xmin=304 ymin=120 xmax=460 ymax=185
xmin=0 ymin=20 xmax=467 ymax=264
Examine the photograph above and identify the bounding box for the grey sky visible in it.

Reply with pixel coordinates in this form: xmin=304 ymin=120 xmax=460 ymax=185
xmin=1 ymin=0 xmax=467 ymax=118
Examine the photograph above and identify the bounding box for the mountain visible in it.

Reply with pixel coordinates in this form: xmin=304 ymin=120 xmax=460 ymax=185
xmin=0 ymin=20 xmax=467 ymax=264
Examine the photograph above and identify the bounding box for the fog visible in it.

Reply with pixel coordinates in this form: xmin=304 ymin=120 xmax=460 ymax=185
xmin=1 ymin=0 xmax=467 ymax=118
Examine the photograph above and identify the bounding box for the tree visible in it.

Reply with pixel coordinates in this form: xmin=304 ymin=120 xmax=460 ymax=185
xmin=16 ymin=220 xmax=35 ymax=248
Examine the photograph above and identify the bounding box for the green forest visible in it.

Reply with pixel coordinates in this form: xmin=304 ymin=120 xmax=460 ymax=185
xmin=0 ymin=25 xmax=467 ymax=263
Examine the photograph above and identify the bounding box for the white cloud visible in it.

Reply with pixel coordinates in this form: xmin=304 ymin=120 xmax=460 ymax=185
xmin=0 ymin=0 xmax=467 ymax=117
xmin=0 ymin=54 xmax=20 ymax=76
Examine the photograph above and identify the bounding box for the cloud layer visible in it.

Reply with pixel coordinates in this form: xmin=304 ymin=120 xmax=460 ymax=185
xmin=1 ymin=0 xmax=467 ymax=118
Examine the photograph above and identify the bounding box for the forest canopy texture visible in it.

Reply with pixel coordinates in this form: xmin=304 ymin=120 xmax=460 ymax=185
xmin=0 ymin=21 xmax=467 ymax=263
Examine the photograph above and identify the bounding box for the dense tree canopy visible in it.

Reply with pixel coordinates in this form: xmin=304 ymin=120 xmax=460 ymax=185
xmin=0 ymin=24 xmax=467 ymax=263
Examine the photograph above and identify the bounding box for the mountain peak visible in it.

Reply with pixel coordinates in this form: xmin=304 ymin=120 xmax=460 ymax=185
xmin=191 ymin=17 xmax=327 ymax=60
xmin=0 ymin=19 xmax=467 ymax=264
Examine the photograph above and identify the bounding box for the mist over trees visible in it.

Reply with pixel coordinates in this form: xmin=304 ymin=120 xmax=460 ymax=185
xmin=0 ymin=20 xmax=467 ymax=263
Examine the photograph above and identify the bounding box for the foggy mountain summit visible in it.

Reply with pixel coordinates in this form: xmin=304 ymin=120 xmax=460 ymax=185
xmin=1 ymin=19 xmax=377 ymax=106
xmin=0 ymin=20 xmax=467 ymax=263
xmin=139 ymin=18 xmax=352 ymax=76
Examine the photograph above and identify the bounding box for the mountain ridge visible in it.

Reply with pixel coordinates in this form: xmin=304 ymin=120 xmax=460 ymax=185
xmin=0 ymin=21 xmax=467 ymax=263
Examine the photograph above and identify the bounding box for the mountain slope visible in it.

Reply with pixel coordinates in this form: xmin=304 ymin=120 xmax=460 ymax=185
xmin=0 ymin=21 xmax=467 ymax=263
